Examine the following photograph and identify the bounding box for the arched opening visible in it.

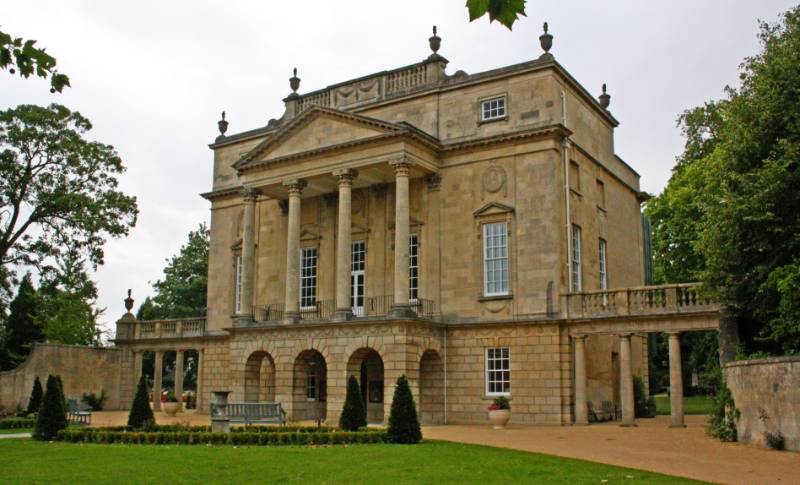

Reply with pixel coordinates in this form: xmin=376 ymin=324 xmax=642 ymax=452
xmin=293 ymin=350 xmax=327 ymax=422
xmin=244 ymin=351 xmax=276 ymax=402
xmin=419 ymin=349 xmax=444 ymax=424
xmin=182 ymin=349 xmax=200 ymax=410
xmin=347 ymin=348 xmax=384 ymax=424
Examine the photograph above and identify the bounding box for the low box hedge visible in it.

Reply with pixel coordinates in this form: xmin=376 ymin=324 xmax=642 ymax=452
xmin=56 ymin=428 xmax=388 ymax=446
xmin=0 ymin=417 xmax=36 ymax=429
xmin=80 ymin=424 xmax=382 ymax=434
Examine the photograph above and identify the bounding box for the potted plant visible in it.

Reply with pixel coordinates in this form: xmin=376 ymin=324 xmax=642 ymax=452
xmin=163 ymin=392 xmax=181 ymax=416
xmin=488 ymin=396 xmax=511 ymax=429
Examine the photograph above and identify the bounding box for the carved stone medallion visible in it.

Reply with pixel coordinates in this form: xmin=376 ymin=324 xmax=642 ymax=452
xmin=482 ymin=165 xmax=506 ymax=194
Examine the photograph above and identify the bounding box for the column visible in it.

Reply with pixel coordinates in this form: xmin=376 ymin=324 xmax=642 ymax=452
xmin=573 ymin=335 xmax=589 ymax=425
xmin=237 ymin=187 xmax=260 ymax=322
xmin=668 ymin=332 xmax=685 ymax=427
xmin=390 ymin=158 xmax=414 ymax=317
xmin=134 ymin=351 xmax=143 ymax=382
xmin=175 ymin=350 xmax=185 ymax=412
xmin=283 ymin=179 xmax=307 ymax=322
xmin=619 ymin=334 xmax=635 ymax=426
xmin=153 ymin=350 xmax=164 ymax=411
xmin=196 ymin=349 xmax=205 ymax=413
xmin=333 ymin=169 xmax=358 ymax=321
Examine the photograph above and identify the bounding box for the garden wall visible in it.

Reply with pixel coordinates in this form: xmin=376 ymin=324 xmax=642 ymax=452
xmin=724 ymin=355 xmax=800 ymax=450
xmin=0 ymin=343 xmax=123 ymax=413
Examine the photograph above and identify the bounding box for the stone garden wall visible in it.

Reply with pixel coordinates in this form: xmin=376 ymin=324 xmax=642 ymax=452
xmin=0 ymin=343 xmax=123 ymax=413
xmin=725 ymin=355 xmax=800 ymax=450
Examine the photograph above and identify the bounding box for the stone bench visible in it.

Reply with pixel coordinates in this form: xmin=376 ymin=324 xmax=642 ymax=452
xmin=211 ymin=402 xmax=286 ymax=425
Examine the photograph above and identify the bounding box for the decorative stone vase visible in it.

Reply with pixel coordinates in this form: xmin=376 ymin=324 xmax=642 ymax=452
xmin=489 ymin=409 xmax=511 ymax=429
xmin=163 ymin=401 xmax=180 ymax=417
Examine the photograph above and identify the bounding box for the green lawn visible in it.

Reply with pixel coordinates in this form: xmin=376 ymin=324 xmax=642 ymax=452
xmin=0 ymin=439 xmax=706 ymax=484
xmin=0 ymin=428 xmax=32 ymax=435
xmin=655 ymin=395 xmax=714 ymax=415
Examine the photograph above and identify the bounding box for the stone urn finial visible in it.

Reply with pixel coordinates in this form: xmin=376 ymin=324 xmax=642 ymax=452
xmin=429 ymin=25 xmax=441 ymax=55
xmin=124 ymin=289 xmax=134 ymax=313
xmin=599 ymin=83 xmax=611 ymax=109
xmin=539 ymin=22 xmax=553 ymax=55
xmin=289 ymin=67 xmax=300 ymax=93
xmin=217 ymin=111 xmax=228 ymax=137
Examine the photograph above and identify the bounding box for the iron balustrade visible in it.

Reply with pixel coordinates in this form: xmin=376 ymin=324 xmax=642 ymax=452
xmin=254 ymin=295 xmax=436 ymax=322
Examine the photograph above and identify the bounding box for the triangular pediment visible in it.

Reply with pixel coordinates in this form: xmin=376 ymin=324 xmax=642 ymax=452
xmin=235 ymin=106 xmax=404 ymax=169
xmin=473 ymin=202 xmax=515 ymax=218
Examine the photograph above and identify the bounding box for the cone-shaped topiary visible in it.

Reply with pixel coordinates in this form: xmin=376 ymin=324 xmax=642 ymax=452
xmin=26 ymin=376 xmax=43 ymax=415
xmin=339 ymin=374 xmax=366 ymax=431
xmin=388 ymin=374 xmax=421 ymax=444
xmin=33 ymin=375 xmax=68 ymax=441
xmin=128 ymin=374 xmax=155 ymax=429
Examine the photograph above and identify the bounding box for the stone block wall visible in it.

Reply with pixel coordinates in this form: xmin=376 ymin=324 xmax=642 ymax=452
xmin=0 ymin=343 xmax=123 ymax=412
xmin=725 ymin=356 xmax=800 ymax=451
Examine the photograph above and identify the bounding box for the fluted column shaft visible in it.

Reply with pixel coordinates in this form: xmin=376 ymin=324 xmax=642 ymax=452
xmin=334 ymin=169 xmax=358 ymax=320
xmin=175 ymin=350 xmax=185 ymax=412
xmin=283 ymin=179 xmax=307 ymax=321
xmin=574 ymin=335 xmax=589 ymax=425
xmin=238 ymin=188 xmax=259 ymax=320
xmin=668 ymin=332 xmax=685 ymax=427
xmin=619 ymin=334 xmax=635 ymax=426
xmin=391 ymin=159 xmax=413 ymax=317
xmin=153 ymin=350 xmax=164 ymax=411
xmin=134 ymin=351 xmax=143 ymax=382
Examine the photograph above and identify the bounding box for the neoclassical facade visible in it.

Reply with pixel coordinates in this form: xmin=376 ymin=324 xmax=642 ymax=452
xmin=109 ymin=26 xmax=724 ymax=427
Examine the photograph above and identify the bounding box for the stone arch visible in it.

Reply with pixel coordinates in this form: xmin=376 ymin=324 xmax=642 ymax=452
xmin=292 ymin=349 xmax=327 ymax=422
xmin=419 ymin=349 xmax=445 ymax=424
xmin=244 ymin=351 xmax=276 ymax=402
xmin=347 ymin=347 xmax=385 ymax=424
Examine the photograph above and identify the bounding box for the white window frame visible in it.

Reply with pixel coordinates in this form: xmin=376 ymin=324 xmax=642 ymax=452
xmin=483 ymin=222 xmax=509 ymax=296
xmin=234 ymin=255 xmax=243 ymax=314
xmin=572 ymin=225 xmax=582 ymax=292
xmin=306 ymin=365 xmax=317 ymax=401
xmin=351 ymin=240 xmax=366 ymax=315
xmin=409 ymin=234 xmax=419 ymax=302
xmin=300 ymin=247 xmax=317 ymax=310
xmin=481 ymin=96 xmax=506 ymax=122
xmin=599 ymin=238 xmax=608 ymax=292
xmin=485 ymin=347 xmax=510 ymax=396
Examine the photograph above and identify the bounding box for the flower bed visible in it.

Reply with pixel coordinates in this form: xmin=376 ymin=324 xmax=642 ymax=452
xmin=0 ymin=417 xmax=36 ymax=429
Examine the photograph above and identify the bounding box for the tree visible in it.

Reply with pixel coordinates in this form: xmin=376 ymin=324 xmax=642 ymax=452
xmin=26 ymin=376 xmax=43 ymax=415
xmin=339 ymin=375 xmax=366 ymax=431
xmin=0 ymin=104 xmax=138 ymax=302
xmin=128 ymin=374 xmax=154 ymax=429
xmin=1 ymin=274 xmax=42 ymax=370
xmin=645 ymin=6 xmax=800 ymax=356
xmin=33 ymin=374 xmax=67 ymax=441
xmin=466 ymin=0 xmax=527 ymax=30
xmin=0 ymin=29 xmax=70 ymax=92
xmin=137 ymin=223 xmax=209 ymax=320
xmin=387 ymin=375 xmax=421 ymax=444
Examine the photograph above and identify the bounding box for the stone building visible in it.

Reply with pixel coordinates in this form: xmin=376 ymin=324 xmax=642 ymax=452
xmin=107 ymin=26 xmax=722 ymax=427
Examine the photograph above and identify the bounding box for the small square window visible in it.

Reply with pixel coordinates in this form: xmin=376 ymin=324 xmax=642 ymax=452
xmin=481 ymin=97 xmax=506 ymax=121
xmin=485 ymin=347 xmax=510 ymax=396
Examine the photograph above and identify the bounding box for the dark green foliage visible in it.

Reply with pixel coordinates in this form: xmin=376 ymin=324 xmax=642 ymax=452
xmin=127 ymin=375 xmax=154 ymax=429
xmin=26 ymin=376 xmax=43 ymax=415
xmin=136 ymin=224 xmax=209 ymax=320
xmin=81 ymin=390 xmax=107 ymax=411
xmin=466 ymin=0 xmax=527 ymax=30
xmin=633 ymin=375 xmax=655 ymax=418
xmin=765 ymin=431 xmax=785 ymax=450
xmin=1 ymin=275 xmax=43 ymax=370
xmin=34 ymin=375 xmax=67 ymax=440
xmin=387 ymin=375 xmax=421 ymax=444
xmin=0 ymin=417 xmax=36 ymax=429
xmin=489 ymin=396 xmax=510 ymax=410
xmin=339 ymin=375 xmax=366 ymax=431
xmin=707 ymin=385 xmax=738 ymax=442
xmin=0 ymin=29 xmax=70 ymax=92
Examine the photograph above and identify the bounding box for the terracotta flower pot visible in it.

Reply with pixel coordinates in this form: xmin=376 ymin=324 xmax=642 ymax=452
xmin=163 ymin=401 xmax=180 ymax=417
xmin=489 ymin=409 xmax=511 ymax=429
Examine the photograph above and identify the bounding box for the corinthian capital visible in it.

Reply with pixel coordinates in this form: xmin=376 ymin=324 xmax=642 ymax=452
xmin=390 ymin=157 xmax=413 ymax=177
xmin=240 ymin=186 xmax=261 ymax=202
xmin=282 ymin=178 xmax=308 ymax=196
xmin=333 ymin=168 xmax=359 ymax=186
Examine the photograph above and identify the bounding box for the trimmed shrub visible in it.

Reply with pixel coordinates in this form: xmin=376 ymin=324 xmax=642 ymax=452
xmin=81 ymin=390 xmax=108 ymax=411
xmin=128 ymin=375 xmax=155 ymax=429
xmin=708 ymin=385 xmax=739 ymax=442
xmin=387 ymin=374 xmax=421 ymax=444
xmin=0 ymin=417 xmax=36 ymax=429
xmin=34 ymin=375 xmax=68 ymax=441
xmin=339 ymin=375 xmax=366 ymax=431
xmin=26 ymin=377 xmax=43 ymax=416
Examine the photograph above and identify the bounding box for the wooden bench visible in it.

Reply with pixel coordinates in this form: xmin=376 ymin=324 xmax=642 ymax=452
xmin=67 ymin=399 xmax=91 ymax=425
xmin=211 ymin=402 xmax=286 ymax=425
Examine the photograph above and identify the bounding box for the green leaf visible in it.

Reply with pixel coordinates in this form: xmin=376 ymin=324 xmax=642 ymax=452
xmin=466 ymin=0 xmax=491 ymax=21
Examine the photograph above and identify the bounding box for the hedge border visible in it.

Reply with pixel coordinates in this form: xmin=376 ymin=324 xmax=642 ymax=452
xmin=71 ymin=424 xmax=382 ymax=434
xmin=0 ymin=418 xmax=36 ymax=429
xmin=56 ymin=429 xmax=388 ymax=446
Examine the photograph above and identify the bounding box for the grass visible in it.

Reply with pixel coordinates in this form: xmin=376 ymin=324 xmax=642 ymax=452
xmin=0 ymin=428 xmax=32 ymax=435
xmin=0 ymin=439 xmax=707 ymax=484
xmin=655 ymin=395 xmax=714 ymax=415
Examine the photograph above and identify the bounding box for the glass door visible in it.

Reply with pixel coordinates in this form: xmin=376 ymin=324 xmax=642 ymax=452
xmin=351 ymin=240 xmax=365 ymax=316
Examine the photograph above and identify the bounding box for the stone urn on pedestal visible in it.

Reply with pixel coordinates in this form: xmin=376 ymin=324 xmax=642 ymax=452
xmin=163 ymin=392 xmax=181 ymax=417
xmin=488 ymin=396 xmax=511 ymax=429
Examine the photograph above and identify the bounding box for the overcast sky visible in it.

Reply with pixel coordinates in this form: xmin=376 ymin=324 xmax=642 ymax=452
xmin=2 ymin=0 xmax=795 ymax=335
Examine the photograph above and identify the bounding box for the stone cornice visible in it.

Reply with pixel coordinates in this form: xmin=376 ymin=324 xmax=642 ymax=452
xmin=200 ymin=186 xmax=242 ymax=201
xmin=441 ymin=124 xmax=572 ymax=154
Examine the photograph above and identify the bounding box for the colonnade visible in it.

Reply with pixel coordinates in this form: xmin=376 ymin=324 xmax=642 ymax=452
xmin=573 ymin=332 xmax=685 ymax=428
xmin=133 ymin=348 xmax=204 ymax=412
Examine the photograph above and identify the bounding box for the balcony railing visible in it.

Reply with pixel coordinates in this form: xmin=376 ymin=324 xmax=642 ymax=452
xmin=134 ymin=317 xmax=206 ymax=339
xmin=253 ymin=295 xmax=436 ymax=323
xmin=565 ymin=283 xmax=718 ymax=319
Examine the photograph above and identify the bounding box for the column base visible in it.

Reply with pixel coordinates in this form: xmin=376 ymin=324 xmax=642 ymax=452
xmin=331 ymin=309 xmax=353 ymax=322
xmin=668 ymin=423 xmax=687 ymax=428
xmin=389 ymin=304 xmax=416 ymax=318
xmin=234 ymin=314 xmax=254 ymax=325
xmin=619 ymin=423 xmax=638 ymax=427
xmin=283 ymin=312 xmax=299 ymax=324
xmin=573 ymin=421 xmax=589 ymax=426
